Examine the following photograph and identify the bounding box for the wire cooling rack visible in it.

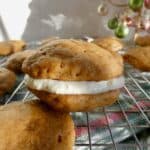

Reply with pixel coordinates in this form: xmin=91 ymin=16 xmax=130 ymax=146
xmin=0 ymin=44 xmax=150 ymax=150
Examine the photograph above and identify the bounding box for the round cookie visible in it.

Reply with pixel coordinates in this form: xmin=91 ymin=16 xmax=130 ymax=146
xmin=0 ymin=40 xmax=26 ymax=56
xmin=0 ymin=68 xmax=16 ymax=96
xmin=93 ymin=37 xmax=124 ymax=52
xmin=8 ymin=40 xmax=26 ymax=53
xmin=0 ymin=42 xmax=13 ymax=56
xmin=23 ymin=39 xmax=124 ymax=112
xmin=5 ymin=50 xmax=36 ymax=73
xmin=134 ymin=34 xmax=150 ymax=46
xmin=123 ymin=46 xmax=150 ymax=71
xmin=0 ymin=100 xmax=75 ymax=150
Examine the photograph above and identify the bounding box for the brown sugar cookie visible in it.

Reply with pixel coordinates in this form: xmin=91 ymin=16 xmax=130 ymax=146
xmin=8 ymin=40 xmax=26 ymax=53
xmin=93 ymin=36 xmax=124 ymax=52
xmin=5 ymin=50 xmax=36 ymax=73
xmin=134 ymin=34 xmax=150 ymax=46
xmin=0 ymin=100 xmax=75 ymax=150
xmin=23 ymin=39 xmax=124 ymax=112
xmin=123 ymin=46 xmax=150 ymax=71
xmin=0 ymin=42 xmax=13 ymax=56
xmin=0 ymin=40 xmax=26 ymax=56
xmin=0 ymin=68 xmax=16 ymax=96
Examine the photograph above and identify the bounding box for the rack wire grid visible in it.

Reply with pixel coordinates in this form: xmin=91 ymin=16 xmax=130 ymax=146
xmin=0 ymin=45 xmax=150 ymax=150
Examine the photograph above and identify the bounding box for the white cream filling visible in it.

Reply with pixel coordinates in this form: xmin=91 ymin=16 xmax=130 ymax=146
xmin=24 ymin=75 xmax=124 ymax=95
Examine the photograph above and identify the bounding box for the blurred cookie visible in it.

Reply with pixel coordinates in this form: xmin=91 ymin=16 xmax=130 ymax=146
xmin=93 ymin=37 xmax=124 ymax=52
xmin=0 ymin=68 xmax=16 ymax=96
xmin=23 ymin=39 xmax=124 ymax=112
xmin=5 ymin=50 xmax=36 ymax=73
xmin=0 ymin=40 xmax=26 ymax=56
xmin=0 ymin=100 xmax=75 ymax=150
xmin=8 ymin=40 xmax=26 ymax=53
xmin=123 ymin=46 xmax=150 ymax=71
xmin=134 ymin=34 xmax=150 ymax=46
xmin=0 ymin=42 xmax=13 ymax=56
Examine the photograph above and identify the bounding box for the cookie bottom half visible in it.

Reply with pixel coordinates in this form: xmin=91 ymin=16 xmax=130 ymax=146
xmin=29 ymin=88 xmax=120 ymax=112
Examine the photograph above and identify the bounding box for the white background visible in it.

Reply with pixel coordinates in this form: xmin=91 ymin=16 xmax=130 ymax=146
xmin=0 ymin=0 xmax=31 ymax=40
xmin=0 ymin=0 xmax=134 ymax=42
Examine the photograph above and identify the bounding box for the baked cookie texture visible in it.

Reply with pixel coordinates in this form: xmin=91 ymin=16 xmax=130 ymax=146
xmin=0 ymin=42 xmax=13 ymax=56
xmin=93 ymin=37 xmax=124 ymax=52
xmin=123 ymin=46 xmax=150 ymax=71
xmin=134 ymin=34 xmax=150 ymax=46
xmin=22 ymin=39 xmax=123 ymax=112
xmin=23 ymin=39 xmax=123 ymax=81
xmin=0 ymin=68 xmax=16 ymax=96
xmin=0 ymin=40 xmax=26 ymax=56
xmin=5 ymin=50 xmax=36 ymax=73
xmin=0 ymin=100 xmax=75 ymax=150
xmin=30 ymin=89 xmax=120 ymax=112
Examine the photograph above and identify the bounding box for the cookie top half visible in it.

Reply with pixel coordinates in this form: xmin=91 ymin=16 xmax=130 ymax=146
xmin=5 ymin=50 xmax=36 ymax=73
xmin=22 ymin=39 xmax=123 ymax=81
